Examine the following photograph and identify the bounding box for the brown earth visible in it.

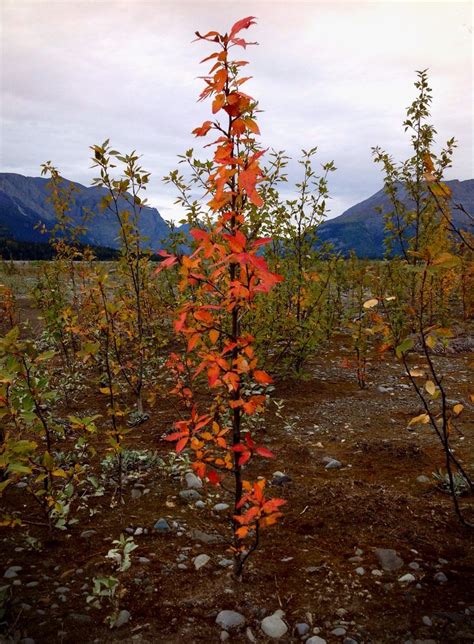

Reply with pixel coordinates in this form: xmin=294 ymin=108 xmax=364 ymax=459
xmin=0 ymin=299 xmax=473 ymax=643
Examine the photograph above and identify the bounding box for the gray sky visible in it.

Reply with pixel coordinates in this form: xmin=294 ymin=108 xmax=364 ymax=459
xmin=1 ymin=0 xmax=472 ymax=222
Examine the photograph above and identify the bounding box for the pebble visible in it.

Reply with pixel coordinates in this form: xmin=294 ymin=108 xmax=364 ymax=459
xmin=375 ymin=548 xmax=404 ymax=571
xmin=434 ymin=572 xmax=447 ymax=584
xmin=325 ymin=459 xmax=342 ymax=470
xmin=261 ymin=611 xmax=288 ymax=638
xmin=191 ymin=529 xmax=223 ymax=544
xmin=295 ymin=622 xmax=310 ymax=636
xmin=193 ymin=554 xmax=210 ymax=570
xmin=246 ymin=627 xmax=257 ymax=642
xmin=114 ymin=609 xmax=130 ymax=628
xmin=371 ymin=569 xmax=383 ymax=577
xmin=139 ymin=557 xmax=151 ymax=565
xmin=355 ymin=567 xmax=365 ymax=576
xmin=4 ymin=566 xmax=22 ymax=579
xmin=398 ymin=574 xmax=416 ymax=584
xmin=179 ymin=489 xmax=202 ymax=502
xmin=154 ymin=518 xmax=171 ymax=532
xmin=213 ymin=503 xmax=230 ymax=512
xmin=422 ymin=616 xmax=433 ymax=626
xmin=131 ymin=489 xmax=141 ymax=499
xmin=409 ymin=561 xmax=420 ymax=571
xmin=416 ymin=475 xmax=431 ymax=484
xmin=195 ymin=501 xmax=206 ymax=509
xmin=220 ymin=632 xmax=229 ymax=642
xmin=80 ymin=530 xmax=97 ymax=539
xmin=332 ymin=627 xmax=347 ymax=636
xmin=185 ymin=472 xmax=203 ymax=489
xmin=26 ymin=581 xmax=39 ymax=588
xmin=307 ymin=638 xmax=327 ymax=644
xmin=215 ymin=610 xmax=246 ymax=630
xmin=218 ymin=559 xmax=233 ymax=568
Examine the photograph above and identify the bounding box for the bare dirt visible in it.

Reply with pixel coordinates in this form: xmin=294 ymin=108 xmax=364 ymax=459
xmin=1 ymin=312 xmax=473 ymax=643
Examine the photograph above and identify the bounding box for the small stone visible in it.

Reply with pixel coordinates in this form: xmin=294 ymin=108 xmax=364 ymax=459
xmin=416 ymin=475 xmax=430 ymax=484
xmin=332 ymin=627 xmax=346 ymax=636
xmin=154 ymin=518 xmax=170 ymax=532
xmin=434 ymin=572 xmax=447 ymax=584
xmin=16 ymin=481 xmax=28 ymax=489
xmin=355 ymin=548 xmax=363 ymax=556
xmin=4 ymin=566 xmax=22 ymax=579
xmin=134 ymin=527 xmax=143 ymax=536
xmin=195 ymin=501 xmax=206 ymax=509
xmin=191 ymin=529 xmax=223 ymax=544
xmin=375 ymin=548 xmax=404 ymax=571
xmin=409 ymin=561 xmax=420 ymax=571
xmin=68 ymin=613 xmax=93 ymax=624
xmin=185 ymin=472 xmax=203 ymax=489
xmin=80 ymin=530 xmax=96 ymax=539
xmin=218 ymin=559 xmax=233 ymax=568
xmin=213 ymin=503 xmax=230 ymax=512
xmin=220 ymin=632 xmax=229 ymax=642
xmin=295 ymin=622 xmax=310 ymax=636
xmin=26 ymin=581 xmax=39 ymax=588
xmin=216 ymin=610 xmax=246 ymax=630
xmin=422 ymin=616 xmax=432 ymax=626
xmin=325 ymin=459 xmax=342 ymax=470
xmin=193 ymin=554 xmax=210 ymax=570
xmin=246 ymin=627 xmax=257 ymax=642
xmin=355 ymin=567 xmax=365 ymax=575
xmin=56 ymin=586 xmax=70 ymax=594
xmin=180 ymin=489 xmax=202 ymax=502
xmin=261 ymin=612 xmax=288 ymax=638
xmin=398 ymin=574 xmax=416 ymax=584
xmin=139 ymin=557 xmax=151 ymax=564
xmin=378 ymin=385 xmax=393 ymax=393
xmin=343 ymin=639 xmax=358 ymax=644
xmin=131 ymin=489 xmax=142 ymax=499
xmin=371 ymin=569 xmax=383 ymax=577
xmin=331 ymin=626 xmax=346 ymax=637
xmin=307 ymin=638 xmax=327 ymax=644
xmin=114 ymin=609 xmax=130 ymax=628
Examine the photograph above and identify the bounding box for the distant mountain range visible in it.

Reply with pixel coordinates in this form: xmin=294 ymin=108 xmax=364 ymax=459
xmin=0 ymin=173 xmax=472 ymax=259
xmin=0 ymin=173 xmax=169 ymax=250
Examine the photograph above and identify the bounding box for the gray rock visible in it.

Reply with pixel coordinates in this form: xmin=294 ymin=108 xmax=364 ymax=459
xmin=26 ymin=581 xmax=39 ymax=588
xmin=185 ymin=472 xmax=203 ymax=489
xmin=218 ymin=558 xmax=234 ymax=568
xmin=68 ymin=613 xmax=93 ymax=624
xmin=332 ymin=627 xmax=347 ymax=636
xmin=4 ymin=566 xmax=22 ymax=579
xmin=213 ymin=503 xmax=230 ymax=512
xmin=191 ymin=529 xmax=223 ymax=544
xmin=295 ymin=622 xmax=310 ymax=636
xmin=378 ymin=385 xmax=393 ymax=393
xmin=131 ymin=489 xmax=142 ymax=499
xmin=179 ymin=489 xmax=202 ymax=502
xmin=355 ymin=567 xmax=365 ymax=575
xmin=343 ymin=639 xmax=359 ymax=644
xmin=409 ymin=561 xmax=420 ymax=571
xmin=220 ymin=632 xmax=229 ymax=642
xmin=216 ymin=610 xmax=246 ymax=630
xmin=114 ymin=609 xmax=130 ymax=628
xmin=325 ymin=459 xmax=342 ymax=470
xmin=261 ymin=611 xmax=288 ymax=638
xmin=246 ymin=627 xmax=257 ymax=642
xmin=416 ymin=475 xmax=431 ymax=484
xmin=307 ymin=638 xmax=327 ymax=644
xmin=195 ymin=500 xmax=206 ymax=509
xmin=139 ymin=557 xmax=151 ymax=564
xmin=434 ymin=572 xmax=447 ymax=584
xmin=193 ymin=554 xmax=210 ymax=570
xmin=154 ymin=518 xmax=171 ymax=532
xmin=422 ymin=616 xmax=433 ymax=626
xmin=375 ymin=548 xmax=404 ymax=571
xmin=80 ymin=529 xmax=97 ymax=539
xmin=55 ymin=586 xmax=70 ymax=593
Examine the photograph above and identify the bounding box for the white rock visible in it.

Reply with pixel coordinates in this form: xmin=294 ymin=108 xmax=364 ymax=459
xmin=193 ymin=554 xmax=210 ymax=570
xmin=185 ymin=472 xmax=203 ymax=489
xmin=261 ymin=612 xmax=288 ymax=638
xmin=216 ymin=610 xmax=246 ymax=630
xmin=398 ymin=573 xmax=416 ymax=584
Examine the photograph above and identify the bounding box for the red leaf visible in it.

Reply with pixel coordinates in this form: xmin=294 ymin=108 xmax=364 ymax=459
xmin=255 ymin=446 xmax=275 ymax=459
xmin=176 ymin=437 xmax=189 ymax=453
xmin=229 ymin=16 xmax=257 ymax=39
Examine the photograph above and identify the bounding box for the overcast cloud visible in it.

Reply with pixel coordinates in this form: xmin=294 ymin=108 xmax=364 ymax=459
xmin=0 ymin=0 xmax=472 ymax=222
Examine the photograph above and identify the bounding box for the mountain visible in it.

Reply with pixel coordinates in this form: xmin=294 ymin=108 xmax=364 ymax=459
xmin=317 ymin=179 xmax=474 ymax=258
xmin=0 ymin=173 xmax=472 ymax=259
xmin=0 ymin=173 xmax=170 ymax=250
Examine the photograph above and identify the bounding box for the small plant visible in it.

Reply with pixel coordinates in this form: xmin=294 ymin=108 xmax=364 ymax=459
xmin=106 ymin=534 xmax=138 ymax=572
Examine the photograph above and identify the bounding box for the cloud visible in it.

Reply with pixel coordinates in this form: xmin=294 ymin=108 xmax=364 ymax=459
xmin=1 ymin=0 xmax=472 ymax=221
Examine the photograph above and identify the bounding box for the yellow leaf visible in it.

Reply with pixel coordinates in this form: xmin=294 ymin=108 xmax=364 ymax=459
xmin=209 ymin=329 xmax=219 ymax=345
xmin=52 ymin=469 xmax=67 ymax=478
xmin=425 ymin=380 xmax=436 ymax=396
xmin=408 ymin=413 xmax=430 ymax=427
xmin=409 ymin=368 xmax=425 ymax=377
xmin=453 ymin=404 xmax=464 ymax=416
xmin=426 ymin=335 xmax=436 ymax=349
xmin=363 ymin=298 xmax=378 ymax=309
xmin=99 ymin=387 xmax=111 ymax=395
